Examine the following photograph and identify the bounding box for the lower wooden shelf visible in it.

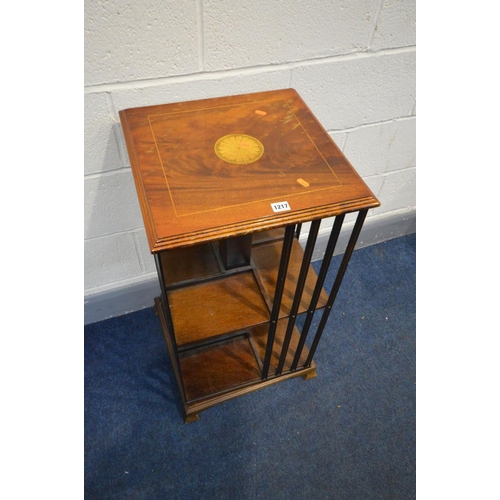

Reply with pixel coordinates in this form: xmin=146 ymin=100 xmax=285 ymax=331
xmin=179 ymin=333 xmax=262 ymax=403
xmin=154 ymin=297 xmax=317 ymax=422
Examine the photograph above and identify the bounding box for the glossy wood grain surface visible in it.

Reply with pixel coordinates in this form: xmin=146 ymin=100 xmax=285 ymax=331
xmin=119 ymin=89 xmax=380 ymax=252
xmin=168 ymin=272 xmax=269 ymax=346
xmin=179 ymin=334 xmax=261 ymax=402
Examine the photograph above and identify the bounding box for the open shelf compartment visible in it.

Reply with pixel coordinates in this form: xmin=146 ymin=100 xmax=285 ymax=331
xmin=168 ymin=271 xmax=270 ymax=348
xmin=163 ymin=236 xmax=329 ymax=347
xmin=174 ymin=320 xmax=317 ymax=405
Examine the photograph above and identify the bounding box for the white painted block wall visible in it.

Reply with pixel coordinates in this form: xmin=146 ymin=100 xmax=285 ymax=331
xmin=84 ymin=0 xmax=416 ymax=322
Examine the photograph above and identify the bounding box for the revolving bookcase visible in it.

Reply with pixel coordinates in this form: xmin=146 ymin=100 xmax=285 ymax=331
xmin=119 ymin=89 xmax=380 ymax=422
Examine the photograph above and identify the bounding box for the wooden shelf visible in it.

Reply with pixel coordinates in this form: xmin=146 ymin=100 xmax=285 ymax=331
xmin=155 ymin=297 xmax=317 ymax=416
xmin=178 ymin=321 xmax=317 ymax=404
xmin=179 ymin=333 xmax=262 ymax=403
xmin=168 ymin=271 xmax=269 ymax=347
xmin=165 ymin=237 xmax=328 ymax=349
xmin=161 ymin=236 xmax=322 ymax=406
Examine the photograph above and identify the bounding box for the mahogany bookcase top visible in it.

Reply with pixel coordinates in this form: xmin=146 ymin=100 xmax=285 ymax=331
xmin=119 ymin=88 xmax=380 ymax=252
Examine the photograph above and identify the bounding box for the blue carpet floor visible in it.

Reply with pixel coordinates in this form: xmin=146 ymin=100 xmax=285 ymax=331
xmin=85 ymin=233 xmax=416 ymax=500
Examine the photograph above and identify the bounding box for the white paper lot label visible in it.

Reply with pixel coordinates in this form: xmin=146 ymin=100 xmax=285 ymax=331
xmin=271 ymin=201 xmax=290 ymax=213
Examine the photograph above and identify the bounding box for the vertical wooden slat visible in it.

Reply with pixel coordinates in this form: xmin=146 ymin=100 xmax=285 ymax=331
xmin=275 ymin=219 xmax=321 ymax=375
xmin=290 ymin=214 xmax=345 ymax=370
xmin=304 ymin=209 xmax=368 ymax=367
xmin=261 ymin=225 xmax=296 ymax=379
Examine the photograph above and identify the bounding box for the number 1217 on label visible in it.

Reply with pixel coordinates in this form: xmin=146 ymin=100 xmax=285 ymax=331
xmin=271 ymin=201 xmax=291 ymax=213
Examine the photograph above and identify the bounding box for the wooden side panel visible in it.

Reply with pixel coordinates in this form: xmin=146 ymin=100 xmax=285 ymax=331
xmin=252 ymin=228 xmax=285 ymax=245
xmin=160 ymin=242 xmax=221 ymax=285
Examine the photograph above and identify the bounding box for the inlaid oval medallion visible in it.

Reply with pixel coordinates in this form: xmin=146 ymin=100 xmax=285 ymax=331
xmin=214 ymin=134 xmax=264 ymax=165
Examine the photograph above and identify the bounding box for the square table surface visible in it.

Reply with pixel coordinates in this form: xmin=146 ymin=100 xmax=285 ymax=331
xmin=119 ymin=89 xmax=380 ymax=252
